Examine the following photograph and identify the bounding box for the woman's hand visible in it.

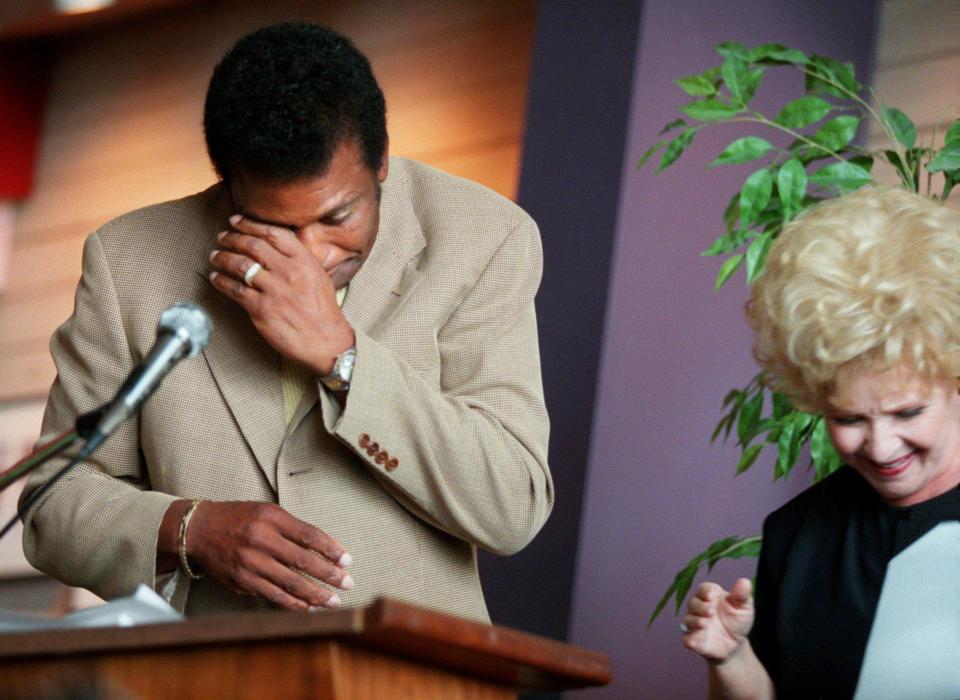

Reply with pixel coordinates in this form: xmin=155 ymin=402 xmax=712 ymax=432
xmin=682 ymin=578 xmax=755 ymax=663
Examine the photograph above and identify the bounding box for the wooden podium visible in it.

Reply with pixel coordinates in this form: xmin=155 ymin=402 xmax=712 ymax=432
xmin=0 ymin=598 xmax=611 ymax=699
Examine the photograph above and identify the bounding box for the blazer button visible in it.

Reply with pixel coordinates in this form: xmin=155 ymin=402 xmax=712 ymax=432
xmin=359 ymin=433 xmax=371 ymax=448
xmin=367 ymin=442 xmax=379 ymax=456
xmin=386 ymin=457 xmax=399 ymax=472
xmin=375 ymin=450 xmax=388 ymax=465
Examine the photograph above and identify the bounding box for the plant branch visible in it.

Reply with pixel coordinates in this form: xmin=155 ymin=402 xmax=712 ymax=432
xmin=799 ymin=64 xmax=887 ymax=138
xmin=865 ymin=87 xmax=916 ymax=190
xmin=798 ymin=65 xmax=915 ymax=189
xmin=729 ymin=115 xmax=847 ymax=164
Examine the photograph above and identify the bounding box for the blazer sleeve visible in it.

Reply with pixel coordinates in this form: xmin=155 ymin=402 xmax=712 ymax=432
xmin=19 ymin=232 xmax=180 ymax=603
xmin=320 ymin=216 xmax=553 ymax=555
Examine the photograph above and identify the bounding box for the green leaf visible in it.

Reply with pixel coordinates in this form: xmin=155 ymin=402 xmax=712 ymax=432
xmin=745 ymin=231 xmax=774 ymax=283
xmin=737 ymin=391 xmax=763 ymax=445
xmin=772 ymin=391 xmax=793 ymax=419
xmin=702 ymin=233 xmax=734 ymax=257
xmin=775 ymin=414 xmax=801 ymax=478
xmin=648 ymin=535 xmax=762 ymax=625
xmin=711 ymin=411 xmax=735 ymax=443
xmin=945 ymin=120 xmax=960 ymax=147
xmin=638 ymin=141 xmax=667 ymax=168
xmin=714 ymin=536 xmax=762 ymax=562
xmin=676 ymin=75 xmax=717 ymax=97
xmin=723 ymin=192 xmax=740 ymax=232
xmin=811 ymin=115 xmax=860 ymax=152
xmin=711 ymin=389 xmax=746 ymax=443
xmin=740 ymin=67 xmax=765 ymax=105
xmin=736 ymin=444 xmax=764 ymax=475
xmin=715 ymin=253 xmax=744 ymax=289
xmin=905 ymin=147 xmax=926 ymax=188
xmin=659 ymin=118 xmax=688 ymax=135
xmin=774 ymin=96 xmax=832 ymax=129
xmin=884 ymin=149 xmax=914 ymax=188
xmin=749 ymin=44 xmax=807 ymax=65
xmin=826 ymin=58 xmax=858 ymax=92
xmin=777 ymin=158 xmax=807 ymax=220
xmin=702 ymin=228 xmax=749 ymax=257
xmin=810 ymin=415 xmax=829 ymax=478
xmin=928 ymin=144 xmax=960 ymax=173
xmin=716 ymin=41 xmax=749 ymax=61
xmin=944 ymin=171 xmax=959 ymax=200
xmin=722 ymin=388 xmax=743 ymax=408
xmin=743 ymin=417 xmax=780 ymax=445
xmin=681 ymin=98 xmax=740 ymax=122
xmin=710 ymin=413 xmax=734 ymax=443
xmin=810 ymin=416 xmax=843 ymax=481
xmin=709 ymin=137 xmax=774 ymax=167
xmin=805 ymin=55 xmax=859 ymax=98
xmin=657 ymin=128 xmax=696 ymax=172
xmin=809 ymin=161 xmax=872 ymax=193
xmin=883 ymin=107 xmax=916 ymax=149
xmin=793 ymin=411 xmax=816 ymax=442
xmin=722 ymin=56 xmax=764 ymax=105
xmin=739 ymin=168 xmax=774 ymax=226
xmin=792 ymin=142 xmax=851 ymax=166
xmin=849 ymin=154 xmax=874 ymax=173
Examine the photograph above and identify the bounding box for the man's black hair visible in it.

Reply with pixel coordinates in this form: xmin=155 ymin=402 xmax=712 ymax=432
xmin=203 ymin=22 xmax=387 ymax=183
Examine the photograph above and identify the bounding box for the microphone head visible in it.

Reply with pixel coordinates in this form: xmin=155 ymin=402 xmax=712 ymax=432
xmin=157 ymin=303 xmax=212 ymax=358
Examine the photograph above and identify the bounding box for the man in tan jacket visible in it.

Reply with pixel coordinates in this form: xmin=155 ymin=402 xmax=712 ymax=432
xmin=21 ymin=22 xmax=552 ymax=622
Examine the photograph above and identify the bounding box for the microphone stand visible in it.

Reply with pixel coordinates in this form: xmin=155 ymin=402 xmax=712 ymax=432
xmin=0 ymin=407 xmax=105 ymax=493
xmin=0 ymin=407 xmax=107 ymax=540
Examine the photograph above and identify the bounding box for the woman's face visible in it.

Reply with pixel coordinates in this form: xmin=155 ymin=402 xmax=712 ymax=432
xmin=825 ymin=363 xmax=960 ymax=507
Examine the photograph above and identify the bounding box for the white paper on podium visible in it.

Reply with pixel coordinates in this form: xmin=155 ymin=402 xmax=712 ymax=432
xmin=0 ymin=584 xmax=183 ymax=633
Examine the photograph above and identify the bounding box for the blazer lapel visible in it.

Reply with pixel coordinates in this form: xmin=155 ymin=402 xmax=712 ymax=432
xmin=341 ymin=165 xmax=426 ymax=338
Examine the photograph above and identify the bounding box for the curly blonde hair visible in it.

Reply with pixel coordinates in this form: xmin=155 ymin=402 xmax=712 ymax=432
xmin=748 ymin=185 xmax=960 ymax=411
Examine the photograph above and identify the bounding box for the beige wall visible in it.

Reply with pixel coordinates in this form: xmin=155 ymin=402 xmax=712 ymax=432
xmin=0 ymin=0 xmax=535 ymax=402
xmin=868 ymin=0 xmax=960 ymax=200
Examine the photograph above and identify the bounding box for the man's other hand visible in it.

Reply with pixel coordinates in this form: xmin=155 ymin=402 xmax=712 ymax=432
xmin=163 ymin=500 xmax=354 ymax=611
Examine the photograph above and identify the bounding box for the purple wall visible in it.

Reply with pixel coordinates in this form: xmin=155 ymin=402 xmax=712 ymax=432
xmin=483 ymin=2 xmax=642 ymax=654
xmin=568 ymin=2 xmax=877 ymax=697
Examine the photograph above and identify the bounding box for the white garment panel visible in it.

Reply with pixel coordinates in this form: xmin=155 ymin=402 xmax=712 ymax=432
xmin=854 ymin=522 xmax=960 ymax=699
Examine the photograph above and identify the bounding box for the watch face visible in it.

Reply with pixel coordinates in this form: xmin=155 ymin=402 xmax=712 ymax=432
xmin=322 ymin=347 xmax=356 ymax=391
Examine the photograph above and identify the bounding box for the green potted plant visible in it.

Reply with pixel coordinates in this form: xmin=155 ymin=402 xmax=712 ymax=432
xmin=642 ymin=40 xmax=960 ymax=624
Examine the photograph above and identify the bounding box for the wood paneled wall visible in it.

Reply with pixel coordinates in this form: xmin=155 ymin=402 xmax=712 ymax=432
xmin=0 ymin=0 xmax=535 ymax=401
xmin=868 ymin=0 xmax=960 ymax=200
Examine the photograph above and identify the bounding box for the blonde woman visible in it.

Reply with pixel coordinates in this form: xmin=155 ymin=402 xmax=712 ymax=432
xmin=682 ymin=186 xmax=960 ymax=699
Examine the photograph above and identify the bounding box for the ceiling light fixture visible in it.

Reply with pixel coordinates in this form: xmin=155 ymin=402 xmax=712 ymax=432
xmin=53 ymin=0 xmax=116 ymax=15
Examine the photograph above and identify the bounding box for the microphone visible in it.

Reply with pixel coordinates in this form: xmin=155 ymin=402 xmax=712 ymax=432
xmin=0 ymin=303 xmax=212 ymax=543
xmin=90 ymin=302 xmax=212 ymax=442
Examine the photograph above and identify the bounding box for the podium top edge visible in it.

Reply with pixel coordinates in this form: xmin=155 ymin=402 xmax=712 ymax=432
xmin=0 ymin=597 xmax=611 ymax=691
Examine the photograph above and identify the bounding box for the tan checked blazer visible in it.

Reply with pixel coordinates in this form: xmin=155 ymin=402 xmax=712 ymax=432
xmin=21 ymin=158 xmax=553 ymax=621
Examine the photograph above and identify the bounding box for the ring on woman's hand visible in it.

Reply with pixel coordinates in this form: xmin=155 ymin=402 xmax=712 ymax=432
xmin=679 ymin=623 xmax=690 ymax=634
xmin=243 ymin=261 xmax=263 ymax=288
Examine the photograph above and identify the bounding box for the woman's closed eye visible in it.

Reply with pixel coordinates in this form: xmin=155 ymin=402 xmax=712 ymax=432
xmin=829 ymin=414 xmax=862 ymax=426
xmin=894 ymin=406 xmax=925 ymax=420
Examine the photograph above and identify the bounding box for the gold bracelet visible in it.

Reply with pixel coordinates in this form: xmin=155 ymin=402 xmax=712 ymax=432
xmin=178 ymin=500 xmax=205 ymax=580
